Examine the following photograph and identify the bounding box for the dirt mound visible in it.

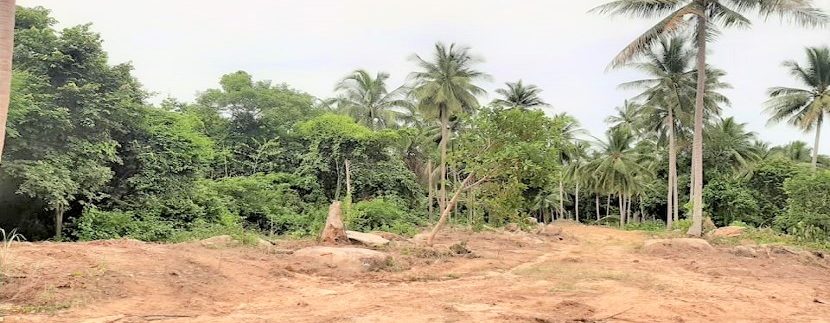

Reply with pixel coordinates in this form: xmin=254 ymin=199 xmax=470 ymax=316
xmin=710 ymin=226 xmax=747 ymax=238
xmin=643 ymin=238 xmax=714 ymax=254
xmin=292 ymin=246 xmax=391 ymax=273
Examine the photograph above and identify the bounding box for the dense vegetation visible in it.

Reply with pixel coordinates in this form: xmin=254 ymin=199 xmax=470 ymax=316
xmin=1 ymin=6 xmax=829 ymax=244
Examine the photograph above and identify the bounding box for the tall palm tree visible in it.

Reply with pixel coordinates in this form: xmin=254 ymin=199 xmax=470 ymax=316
xmin=587 ymin=127 xmax=650 ymax=227
xmin=606 ymin=100 xmax=643 ymax=135
xmin=766 ymin=46 xmax=830 ymax=170
xmin=565 ymin=141 xmax=590 ymax=222
xmin=334 ymin=69 xmax=410 ymax=130
xmin=0 ymin=0 xmax=16 ymax=162
xmin=492 ymin=80 xmax=549 ymax=110
xmin=704 ymin=117 xmax=760 ymax=174
xmin=593 ymin=0 xmax=827 ymax=236
xmin=410 ymin=42 xmax=489 ymax=212
xmin=622 ymin=36 xmax=730 ymax=228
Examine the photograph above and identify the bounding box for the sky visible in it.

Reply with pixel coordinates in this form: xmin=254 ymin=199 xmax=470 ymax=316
xmin=18 ymin=0 xmax=830 ymax=147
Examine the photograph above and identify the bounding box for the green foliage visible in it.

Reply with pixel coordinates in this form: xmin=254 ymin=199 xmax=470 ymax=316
xmin=702 ymin=177 xmax=760 ymax=227
xmin=347 ymin=198 xmax=420 ymax=236
xmin=74 ymin=209 xmax=175 ymax=242
xmin=624 ymin=220 xmax=666 ymax=232
xmin=775 ymin=171 xmax=830 ymax=242
xmin=747 ymin=157 xmax=804 ymax=225
xmin=673 ymin=219 xmax=692 ymax=233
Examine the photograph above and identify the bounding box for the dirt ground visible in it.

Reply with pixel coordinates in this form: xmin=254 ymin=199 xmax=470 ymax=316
xmin=2 ymin=223 xmax=830 ymax=322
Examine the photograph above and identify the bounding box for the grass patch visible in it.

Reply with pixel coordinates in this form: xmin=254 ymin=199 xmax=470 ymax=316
xmin=709 ymin=227 xmax=830 ymax=251
xmin=166 ymin=224 xmax=264 ymax=246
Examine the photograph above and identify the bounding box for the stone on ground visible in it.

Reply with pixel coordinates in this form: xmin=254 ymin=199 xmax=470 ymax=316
xmin=643 ymin=238 xmax=713 ymax=254
xmin=346 ymin=230 xmax=390 ymax=247
xmin=710 ymin=226 xmax=747 ymax=238
xmin=370 ymin=231 xmax=406 ymax=241
xmin=539 ymin=224 xmax=564 ymax=237
xmin=505 ymin=223 xmax=520 ymax=232
xmin=319 ymin=201 xmax=349 ymax=245
xmin=293 ymin=246 xmax=390 ymax=273
xmin=199 ymin=235 xmax=239 ymax=248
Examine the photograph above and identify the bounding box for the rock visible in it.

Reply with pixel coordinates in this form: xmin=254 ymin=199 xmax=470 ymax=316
xmin=370 ymin=231 xmax=406 ymax=241
xmin=703 ymin=217 xmax=717 ymax=232
xmin=730 ymin=245 xmax=758 ymax=258
xmin=505 ymin=223 xmax=520 ymax=232
xmin=293 ymin=246 xmax=391 ymax=273
xmin=346 ymin=231 xmax=390 ymax=247
xmin=643 ymin=238 xmax=714 ymax=254
xmin=710 ymin=226 xmax=747 ymax=238
xmin=256 ymin=238 xmax=274 ymax=249
xmin=319 ymin=201 xmax=349 ymax=245
xmin=539 ymin=224 xmax=564 ymax=237
xmin=200 ymin=235 xmax=239 ymax=248
xmin=526 ymin=217 xmax=538 ymax=225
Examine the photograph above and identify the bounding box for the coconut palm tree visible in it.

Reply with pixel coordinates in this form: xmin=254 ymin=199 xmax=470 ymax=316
xmin=606 ymin=100 xmax=643 ymax=135
xmin=492 ymin=80 xmax=549 ymax=110
xmin=410 ymin=42 xmax=489 ymax=212
xmin=334 ymin=69 xmax=410 ymax=130
xmin=766 ymin=46 xmax=830 ymax=170
xmin=587 ymin=127 xmax=650 ymax=227
xmin=565 ymin=141 xmax=591 ymax=222
xmin=622 ymin=36 xmax=730 ymax=228
xmin=0 ymin=0 xmax=16 ymax=162
xmin=593 ymin=0 xmax=826 ymax=236
xmin=771 ymin=141 xmax=813 ymax=163
xmin=704 ymin=117 xmax=760 ymax=174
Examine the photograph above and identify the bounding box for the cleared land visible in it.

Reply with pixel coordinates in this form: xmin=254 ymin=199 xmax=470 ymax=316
xmin=2 ymin=224 xmax=830 ymax=322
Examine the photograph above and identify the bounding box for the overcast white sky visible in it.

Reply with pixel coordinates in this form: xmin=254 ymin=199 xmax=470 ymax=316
xmin=18 ymin=0 xmax=830 ymax=146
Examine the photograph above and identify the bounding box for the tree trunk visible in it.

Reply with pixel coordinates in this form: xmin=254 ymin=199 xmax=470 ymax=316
xmin=812 ymin=118 xmax=822 ymax=170
xmin=558 ymin=179 xmax=565 ymax=220
xmin=0 ymin=0 xmax=15 ymax=162
xmin=427 ymin=173 xmax=475 ymax=246
xmin=334 ymin=159 xmax=342 ymax=200
xmin=618 ymin=194 xmax=626 ymax=227
xmin=667 ymin=108 xmax=676 ymax=229
xmin=673 ymin=169 xmax=679 ymax=223
xmin=575 ymin=182 xmax=580 ymax=223
xmin=427 ymin=160 xmax=434 ymax=220
xmin=595 ymin=194 xmax=600 ymax=221
xmin=688 ymin=13 xmax=707 ymax=237
xmin=344 ymin=159 xmax=352 ymax=200
xmin=606 ymin=195 xmax=611 ymax=218
xmin=439 ymin=105 xmax=449 ymax=213
xmin=627 ymin=194 xmax=633 ymax=223
xmin=54 ymin=206 xmax=64 ymax=240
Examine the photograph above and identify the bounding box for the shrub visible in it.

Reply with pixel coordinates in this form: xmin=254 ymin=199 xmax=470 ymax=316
xmin=624 ymin=220 xmax=666 ymax=232
xmin=775 ymin=171 xmax=830 ymax=243
xmin=702 ymin=177 xmax=760 ymax=227
xmin=74 ymin=208 xmax=175 ymax=242
xmin=347 ymin=198 xmax=420 ymax=236
xmin=673 ymin=219 xmax=692 ymax=232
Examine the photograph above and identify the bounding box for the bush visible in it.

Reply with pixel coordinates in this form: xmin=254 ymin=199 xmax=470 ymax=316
xmin=775 ymin=171 xmax=830 ymax=243
xmin=702 ymin=177 xmax=760 ymax=227
xmin=347 ymin=198 xmax=420 ymax=236
xmin=624 ymin=220 xmax=666 ymax=232
xmin=74 ymin=208 xmax=175 ymax=242
xmin=673 ymin=219 xmax=692 ymax=232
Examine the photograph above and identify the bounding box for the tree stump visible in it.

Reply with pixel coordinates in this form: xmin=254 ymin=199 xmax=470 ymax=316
xmin=320 ymin=201 xmax=350 ymax=245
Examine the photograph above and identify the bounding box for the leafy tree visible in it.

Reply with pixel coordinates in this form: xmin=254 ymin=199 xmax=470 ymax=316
xmin=776 ymin=170 xmax=830 ymax=242
xmin=704 ymin=117 xmax=760 ymax=176
xmin=702 ymin=177 xmax=759 ymax=226
xmin=594 ymin=0 xmax=827 ymax=236
xmin=766 ymin=46 xmax=830 ymax=170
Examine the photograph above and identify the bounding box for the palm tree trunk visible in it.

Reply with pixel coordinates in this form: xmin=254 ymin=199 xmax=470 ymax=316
xmin=688 ymin=13 xmax=707 ymax=237
xmin=0 ymin=0 xmax=15 ymax=163
xmin=439 ymin=105 xmax=449 ymax=213
xmin=595 ymin=194 xmax=600 ymax=221
xmin=606 ymin=195 xmax=611 ymax=218
xmin=627 ymin=194 xmax=633 ymax=223
xmin=667 ymin=108 xmax=676 ymax=229
xmin=427 ymin=160 xmax=434 ymax=220
xmin=673 ymin=170 xmax=679 ymax=223
xmin=618 ymin=194 xmax=626 ymax=227
xmin=575 ymin=182 xmax=580 ymax=223
xmin=559 ymin=179 xmax=564 ymax=220
xmin=812 ymin=119 xmax=822 ymax=170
